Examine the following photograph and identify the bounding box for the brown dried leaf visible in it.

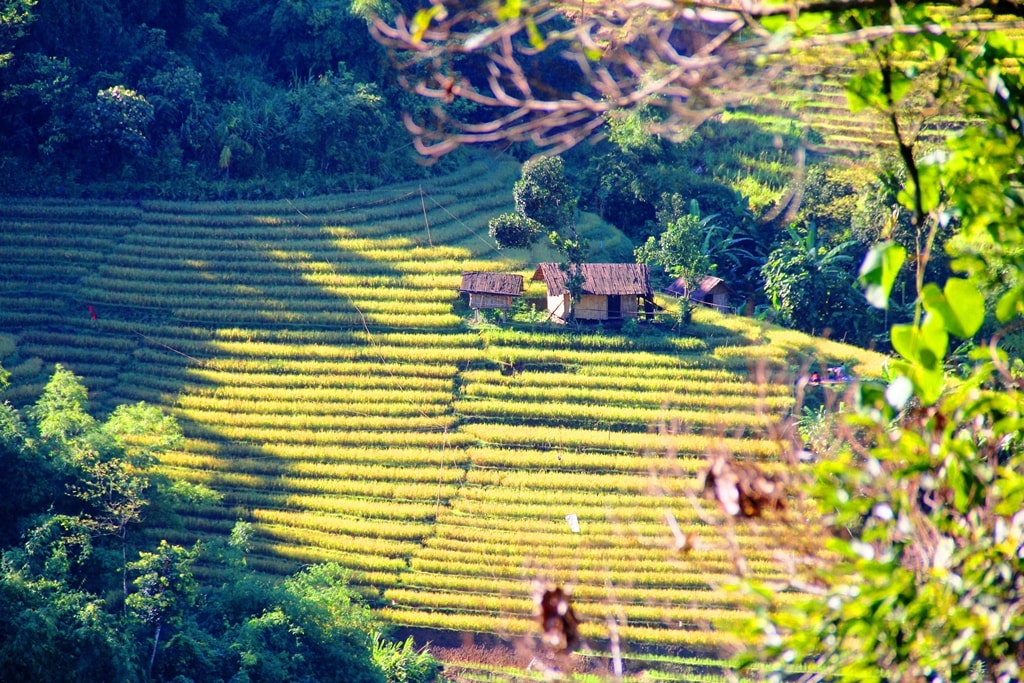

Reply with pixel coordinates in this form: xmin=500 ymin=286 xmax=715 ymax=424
xmin=534 ymin=586 xmax=581 ymax=653
xmin=703 ymin=453 xmax=786 ymax=518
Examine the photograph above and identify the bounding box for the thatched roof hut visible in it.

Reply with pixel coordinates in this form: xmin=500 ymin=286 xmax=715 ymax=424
xmin=532 ymin=263 xmax=653 ymax=323
xmin=666 ymin=275 xmax=734 ymax=310
xmin=459 ymin=272 xmax=524 ymax=311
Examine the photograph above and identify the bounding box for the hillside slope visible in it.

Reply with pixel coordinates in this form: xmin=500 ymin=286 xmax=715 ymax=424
xmin=0 ymin=157 xmax=886 ymax=661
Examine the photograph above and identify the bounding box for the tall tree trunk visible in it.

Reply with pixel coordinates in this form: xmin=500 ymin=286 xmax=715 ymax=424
xmin=148 ymin=622 xmax=162 ymax=678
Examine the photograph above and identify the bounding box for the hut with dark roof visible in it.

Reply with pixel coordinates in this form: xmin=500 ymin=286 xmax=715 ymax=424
xmin=532 ymin=263 xmax=653 ymax=323
xmin=665 ymin=275 xmax=735 ymax=311
xmin=459 ymin=272 xmax=524 ymax=316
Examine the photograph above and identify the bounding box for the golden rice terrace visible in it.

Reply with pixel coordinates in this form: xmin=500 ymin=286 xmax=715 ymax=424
xmin=0 ymin=157 xmax=886 ymax=671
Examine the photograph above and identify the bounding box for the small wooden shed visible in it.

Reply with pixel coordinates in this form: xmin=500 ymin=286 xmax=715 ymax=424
xmin=666 ymin=275 xmax=735 ymax=310
xmin=460 ymin=272 xmax=524 ymax=313
xmin=532 ymin=263 xmax=653 ymax=323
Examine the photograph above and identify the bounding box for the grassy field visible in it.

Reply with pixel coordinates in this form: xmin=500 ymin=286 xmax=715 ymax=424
xmin=0 ymin=152 xmax=887 ymax=678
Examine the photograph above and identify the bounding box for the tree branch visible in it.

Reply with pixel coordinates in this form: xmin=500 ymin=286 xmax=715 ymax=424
xmin=373 ymin=0 xmax=1024 ymax=156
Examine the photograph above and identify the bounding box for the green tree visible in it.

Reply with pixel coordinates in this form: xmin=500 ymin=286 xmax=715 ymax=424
xmin=634 ymin=201 xmax=714 ymax=290
xmin=576 ymin=152 xmax=656 ymax=242
xmin=0 ymin=0 xmax=36 ymax=69
xmin=84 ymin=85 xmax=155 ymax=169
xmin=513 ymin=155 xmax=590 ymax=313
xmin=102 ymin=401 xmax=183 ymax=464
xmin=0 ymin=574 xmax=139 ymax=682
xmin=489 ymin=155 xmax=589 ymax=314
xmin=27 ymin=363 xmax=94 ymax=441
xmin=488 ymin=211 xmax=543 ymax=249
xmin=126 ymin=539 xmax=201 ymax=678
xmin=0 ymin=396 xmax=54 ymax=547
xmin=548 ymin=226 xmax=588 ymax=320
xmin=1 ymin=366 xmax=425 ymax=683
xmin=514 ymin=155 xmax=575 ymax=232
xmin=70 ymin=401 xmax=182 ymax=597
xmin=285 ymin=69 xmax=393 ymax=178
xmin=269 ymin=0 xmax=386 ymax=81
xmin=745 ymin=31 xmax=1024 ymax=683
xmin=761 ymin=224 xmax=863 ymax=338
xmin=230 ymin=563 xmax=386 ymax=683
xmin=15 ymin=367 xmax=184 ymax=596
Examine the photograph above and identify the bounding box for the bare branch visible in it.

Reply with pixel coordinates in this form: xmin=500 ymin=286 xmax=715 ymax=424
xmin=372 ymin=0 xmax=1023 ymax=156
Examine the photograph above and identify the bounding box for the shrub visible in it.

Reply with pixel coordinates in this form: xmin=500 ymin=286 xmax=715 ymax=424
xmin=488 ymin=212 xmax=543 ymax=249
xmin=372 ymin=634 xmax=443 ymax=683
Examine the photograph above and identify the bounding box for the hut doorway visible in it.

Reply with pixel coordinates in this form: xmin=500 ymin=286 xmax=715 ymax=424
xmin=608 ymin=295 xmax=621 ymax=320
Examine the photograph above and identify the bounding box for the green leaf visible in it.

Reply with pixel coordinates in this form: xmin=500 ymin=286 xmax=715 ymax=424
xmin=916 ymin=163 xmax=942 ymax=214
xmin=846 ymin=68 xmax=912 ymax=113
xmin=759 ymin=15 xmax=787 ymax=33
xmin=919 ymin=313 xmax=948 ymax=369
xmin=989 ymin=33 xmax=1024 ymax=61
xmin=890 ymin=323 xmax=917 ymax=364
xmin=943 ymin=278 xmax=985 ymax=337
xmin=859 ymin=241 xmax=906 ymax=309
xmin=888 ymin=70 xmax=913 ymax=106
xmin=890 ymin=320 xmax=947 ymax=405
xmin=410 ymin=5 xmax=446 ymax=43
xmin=946 ymin=457 xmax=970 ymax=512
xmin=921 ymin=32 xmax=951 ymax=61
xmin=921 ymin=279 xmax=984 ymax=338
xmin=795 ymin=12 xmax=830 ymax=34
xmin=996 ymin=285 xmax=1024 ymax=322
xmin=846 ymin=73 xmax=883 ymax=114
xmin=856 ymin=380 xmax=893 ymax=422
xmin=914 ymin=364 xmax=946 ymax=406
xmin=524 ymin=17 xmax=545 ymax=51
xmin=896 ymin=185 xmax=915 ymax=212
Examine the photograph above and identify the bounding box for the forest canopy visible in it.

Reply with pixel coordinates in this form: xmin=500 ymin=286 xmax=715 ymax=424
xmin=0 ymin=0 xmax=447 ymax=197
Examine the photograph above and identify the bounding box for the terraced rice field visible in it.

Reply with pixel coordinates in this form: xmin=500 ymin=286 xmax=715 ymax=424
xmin=747 ymin=45 xmax=982 ymax=154
xmin=0 ymin=154 xmax=886 ymax=675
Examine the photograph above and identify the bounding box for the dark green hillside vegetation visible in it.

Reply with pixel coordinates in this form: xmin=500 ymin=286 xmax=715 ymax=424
xmin=0 ymin=151 xmax=888 ymax=680
xmin=0 ymin=0 xmax=455 ymax=197
xmin=0 ymin=364 xmax=438 ymax=683
xmin=560 ymin=90 xmax=964 ymax=346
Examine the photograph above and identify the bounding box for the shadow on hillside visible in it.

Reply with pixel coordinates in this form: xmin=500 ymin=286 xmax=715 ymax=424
xmin=0 ymin=192 xmax=471 ymax=572
xmin=5 ymin=197 xmax=413 ymax=408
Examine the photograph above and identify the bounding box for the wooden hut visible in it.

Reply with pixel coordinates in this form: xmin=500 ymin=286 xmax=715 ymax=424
xmin=532 ymin=263 xmax=653 ymax=323
xmin=666 ymin=275 xmax=735 ymax=311
xmin=460 ymin=272 xmax=524 ymax=317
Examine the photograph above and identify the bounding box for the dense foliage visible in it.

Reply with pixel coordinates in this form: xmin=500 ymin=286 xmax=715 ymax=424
xmin=488 ymin=211 xmax=543 ymax=250
xmin=0 ymin=365 xmax=442 ymax=683
xmin=634 ymin=200 xmax=714 ymax=292
xmin=744 ymin=28 xmax=1024 ymax=683
xmin=0 ymin=0 xmax=447 ymax=198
